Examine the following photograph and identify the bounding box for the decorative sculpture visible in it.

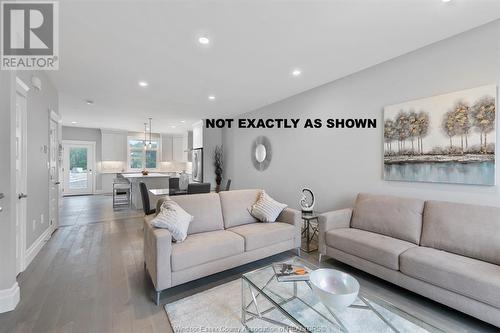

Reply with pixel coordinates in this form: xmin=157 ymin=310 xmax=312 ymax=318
xmin=299 ymin=188 xmax=315 ymax=213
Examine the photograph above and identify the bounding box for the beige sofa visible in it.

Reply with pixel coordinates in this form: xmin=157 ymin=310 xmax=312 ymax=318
xmin=318 ymin=193 xmax=500 ymax=327
xmin=144 ymin=189 xmax=301 ymax=304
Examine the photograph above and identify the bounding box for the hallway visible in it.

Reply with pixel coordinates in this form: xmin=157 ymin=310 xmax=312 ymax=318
xmin=59 ymin=195 xmax=143 ymax=226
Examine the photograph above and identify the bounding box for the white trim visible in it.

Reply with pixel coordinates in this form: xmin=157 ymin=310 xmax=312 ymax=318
xmin=62 ymin=140 xmax=96 ymax=146
xmin=15 ymin=77 xmax=29 ymax=94
xmin=24 ymin=226 xmax=52 ymax=270
xmin=49 ymin=110 xmax=62 ymax=231
xmin=0 ymin=282 xmax=20 ymax=313
xmin=50 ymin=109 xmax=61 ymax=123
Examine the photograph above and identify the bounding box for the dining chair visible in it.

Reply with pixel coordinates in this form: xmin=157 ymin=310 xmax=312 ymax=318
xmin=139 ymin=182 xmax=156 ymax=215
xmin=169 ymin=177 xmax=180 ymax=195
xmin=187 ymin=182 xmax=211 ymax=194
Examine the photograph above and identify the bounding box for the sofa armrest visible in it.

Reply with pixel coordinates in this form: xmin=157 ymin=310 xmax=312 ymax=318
xmin=277 ymin=208 xmax=302 ymax=248
xmin=143 ymin=216 xmax=172 ymax=291
xmin=318 ymin=208 xmax=352 ymax=254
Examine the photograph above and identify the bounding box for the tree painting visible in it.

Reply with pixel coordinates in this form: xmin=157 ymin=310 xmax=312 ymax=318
xmin=416 ymin=111 xmax=429 ymax=154
xmin=384 ymin=85 xmax=496 ymax=185
xmin=384 ymin=120 xmax=396 ymax=152
xmin=471 ymin=95 xmax=495 ymax=153
xmin=442 ymin=110 xmax=456 ymax=149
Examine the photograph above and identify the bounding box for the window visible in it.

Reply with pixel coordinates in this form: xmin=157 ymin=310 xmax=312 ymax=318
xmin=127 ymin=138 xmax=159 ymax=170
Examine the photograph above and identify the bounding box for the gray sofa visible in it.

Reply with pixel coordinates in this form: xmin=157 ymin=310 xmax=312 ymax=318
xmin=318 ymin=193 xmax=500 ymax=327
xmin=144 ymin=189 xmax=301 ymax=304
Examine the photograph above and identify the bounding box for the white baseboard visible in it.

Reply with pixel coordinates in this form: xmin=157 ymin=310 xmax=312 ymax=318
xmin=0 ymin=282 xmax=20 ymax=313
xmin=25 ymin=226 xmax=52 ymax=270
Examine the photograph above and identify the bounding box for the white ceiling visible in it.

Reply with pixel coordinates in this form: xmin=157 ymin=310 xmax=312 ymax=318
xmin=49 ymin=0 xmax=500 ymax=134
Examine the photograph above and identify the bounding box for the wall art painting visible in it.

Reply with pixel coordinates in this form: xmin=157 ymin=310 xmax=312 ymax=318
xmin=384 ymin=85 xmax=496 ymax=185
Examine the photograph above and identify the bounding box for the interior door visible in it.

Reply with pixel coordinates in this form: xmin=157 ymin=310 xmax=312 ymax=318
xmin=49 ymin=115 xmax=60 ymax=228
xmin=15 ymin=85 xmax=28 ymax=274
xmin=63 ymin=142 xmax=95 ymax=196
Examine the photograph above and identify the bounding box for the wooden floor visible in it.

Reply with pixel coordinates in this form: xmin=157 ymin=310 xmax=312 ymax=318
xmin=0 ymin=195 xmax=497 ymax=333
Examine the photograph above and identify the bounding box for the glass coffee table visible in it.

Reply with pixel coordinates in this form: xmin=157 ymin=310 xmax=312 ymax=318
xmin=241 ymin=257 xmax=441 ymax=333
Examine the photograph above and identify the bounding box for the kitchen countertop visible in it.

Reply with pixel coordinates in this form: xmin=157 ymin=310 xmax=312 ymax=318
xmin=121 ymin=173 xmax=170 ymax=178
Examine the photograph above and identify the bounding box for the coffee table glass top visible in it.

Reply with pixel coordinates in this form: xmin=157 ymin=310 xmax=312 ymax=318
xmin=241 ymin=257 xmax=442 ymax=333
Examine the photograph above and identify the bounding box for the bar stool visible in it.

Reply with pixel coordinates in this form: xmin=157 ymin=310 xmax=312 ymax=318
xmin=113 ymin=178 xmax=131 ymax=209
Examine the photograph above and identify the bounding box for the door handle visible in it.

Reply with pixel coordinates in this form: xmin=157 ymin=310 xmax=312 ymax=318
xmin=18 ymin=193 xmax=28 ymax=199
xmin=54 ymin=181 xmax=61 ymax=185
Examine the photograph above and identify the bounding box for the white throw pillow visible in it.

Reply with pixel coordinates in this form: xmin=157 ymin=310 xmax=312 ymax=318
xmin=248 ymin=191 xmax=288 ymax=222
xmin=151 ymin=199 xmax=193 ymax=242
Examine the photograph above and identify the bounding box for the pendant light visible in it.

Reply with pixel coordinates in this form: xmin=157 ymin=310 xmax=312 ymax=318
xmin=148 ymin=117 xmax=152 ymax=148
xmin=143 ymin=122 xmax=147 ymax=148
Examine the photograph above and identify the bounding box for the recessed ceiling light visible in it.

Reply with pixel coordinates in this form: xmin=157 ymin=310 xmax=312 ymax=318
xmin=85 ymin=99 xmax=94 ymax=105
xmin=442 ymin=0 xmax=451 ymax=2
xmin=198 ymin=37 xmax=210 ymax=45
xmin=171 ymin=125 xmax=177 ymax=129
xmin=138 ymin=80 xmax=149 ymax=87
xmin=71 ymin=121 xmax=77 ymax=124
xmin=180 ymin=120 xmax=185 ymax=123
xmin=208 ymin=95 xmax=216 ymax=100
xmin=292 ymin=69 xmax=302 ymax=77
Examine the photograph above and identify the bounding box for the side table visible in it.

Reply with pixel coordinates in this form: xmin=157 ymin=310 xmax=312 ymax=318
xmin=301 ymin=211 xmax=319 ymax=252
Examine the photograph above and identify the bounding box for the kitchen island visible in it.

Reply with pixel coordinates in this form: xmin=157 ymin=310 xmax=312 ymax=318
xmin=122 ymin=173 xmax=170 ymax=210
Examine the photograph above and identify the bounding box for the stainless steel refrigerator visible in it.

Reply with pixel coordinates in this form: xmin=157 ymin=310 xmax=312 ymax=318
xmin=191 ymin=148 xmax=203 ymax=182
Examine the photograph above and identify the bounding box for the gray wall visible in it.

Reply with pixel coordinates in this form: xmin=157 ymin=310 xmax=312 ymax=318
xmin=223 ymin=20 xmax=500 ymax=212
xmin=62 ymin=126 xmax=102 ymax=191
xmin=16 ymin=71 xmax=59 ymax=249
xmin=0 ymin=71 xmax=16 ymax=291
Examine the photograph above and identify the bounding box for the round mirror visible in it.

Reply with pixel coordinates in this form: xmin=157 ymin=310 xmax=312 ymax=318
xmin=255 ymin=144 xmax=267 ymax=163
xmin=251 ymin=136 xmax=272 ymax=171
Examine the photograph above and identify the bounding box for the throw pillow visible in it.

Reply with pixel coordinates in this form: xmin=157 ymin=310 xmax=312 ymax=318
xmin=248 ymin=190 xmax=287 ymax=222
xmin=151 ymin=198 xmax=193 ymax=242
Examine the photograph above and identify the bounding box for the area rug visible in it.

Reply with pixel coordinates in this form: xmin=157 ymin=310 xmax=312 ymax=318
xmin=165 ymin=278 xmax=434 ymax=333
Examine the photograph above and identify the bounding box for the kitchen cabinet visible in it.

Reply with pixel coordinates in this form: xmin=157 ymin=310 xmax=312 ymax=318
xmin=101 ymin=130 xmax=127 ymax=161
xmin=161 ymin=134 xmax=173 ymax=161
xmin=172 ymin=136 xmax=185 ymax=162
xmin=161 ymin=131 xmax=192 ymax=162
xmin=192 ymin=121 xmax=203 ymax=149
xmin=185 ymin=131 xmax=193 ymax=162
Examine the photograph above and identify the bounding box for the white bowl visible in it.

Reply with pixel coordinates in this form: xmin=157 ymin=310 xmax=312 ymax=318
xmin=310 ymin=269 xmax=360 ymax=311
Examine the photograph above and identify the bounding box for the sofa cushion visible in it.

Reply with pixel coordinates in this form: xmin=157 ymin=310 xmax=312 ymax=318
xmin=171 ymin=230 xmax=244 ymax=271
xmin=351 ymin=193 xmax=424 ymax=244
xmin=227 ymin=222 xmax=295 ymax=251
xmin=422 ymin=200 xmax=500 ymax=266
xmin=219 ymin=189 xmax=260 ymax=228
xmin=400 ymin=246 xmax=500 ymax=309
xmin=169 ymin=193 xmax=224 ymax=235
xmin=326 ymin=228 xmax=416 ymax=270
